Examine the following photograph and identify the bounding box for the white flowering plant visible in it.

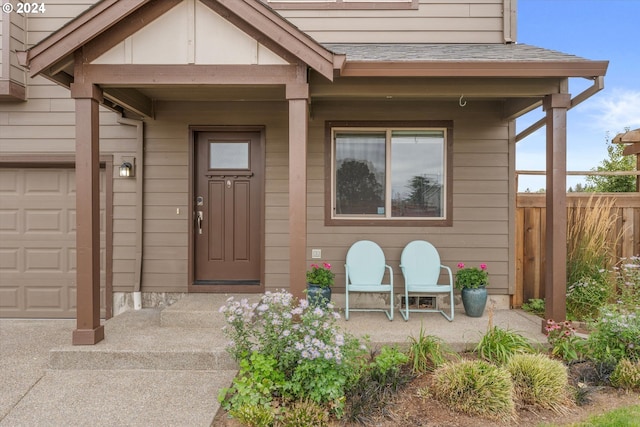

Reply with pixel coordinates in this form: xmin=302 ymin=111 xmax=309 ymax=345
xmin=218 ymin=290 xmax=367 ymax=417
xmin=586 ymin=306 xmax=639 ymax=363
xmin=612 ymin=256 xmax=640 ymax=310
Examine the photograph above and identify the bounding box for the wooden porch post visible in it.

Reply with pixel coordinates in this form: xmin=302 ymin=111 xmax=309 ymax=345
xmin=70 ymin=82 xmax=104 ymax=345
xmin=287 ymin=82 xmax=309 ymax=300
xmin=543 ymin=93 xmax=571 ymax=323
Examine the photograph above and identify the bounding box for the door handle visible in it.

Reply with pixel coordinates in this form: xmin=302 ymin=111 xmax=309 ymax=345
xmin=196 ymin=211 xmax=203 ymax=235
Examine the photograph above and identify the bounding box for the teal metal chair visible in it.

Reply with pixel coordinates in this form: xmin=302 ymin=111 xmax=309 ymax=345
xmin=399 ymin=240 xmax=454 ymax=322
xmin=345 ymin=240 xmax=394 ymax=321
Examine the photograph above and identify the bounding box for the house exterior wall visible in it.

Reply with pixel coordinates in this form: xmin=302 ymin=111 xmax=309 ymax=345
xmin=307 ymin=100 xmax=513 ymax=296
xmin=0 ymin=5 xmax=27 ymax=98
xmin=139 ymin=98 xmax=512 ymax=296
xmin=0 ymin=81 xmax=139 ymax=294
xmin=1 ymin=0 xmax=518 ymax=313
xmin=266 ymin=0 xmax=516 ymax=43
xmin=143 ymin=101 xmax=290 ymax=292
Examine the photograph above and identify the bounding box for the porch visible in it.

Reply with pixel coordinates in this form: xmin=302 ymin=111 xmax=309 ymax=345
xmin=1 ymin=294 xmax=546 ymax=425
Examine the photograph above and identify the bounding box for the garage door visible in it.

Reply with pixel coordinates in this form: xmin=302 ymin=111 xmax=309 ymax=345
xmin=0 ymin=167 xmax=107 ymax=318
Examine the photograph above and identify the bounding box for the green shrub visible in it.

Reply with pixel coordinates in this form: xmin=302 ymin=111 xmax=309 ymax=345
xmin=407 ymin=325 xmax=458 ymax=373
xmin=229 ymin=404 xmax=274 ymax=427
xmin=219 ymin=291 xmax=368 ymax=419
xmin=432 ymin=360 xmax=515 ymax=422
xmin=522 ymin=298 xmax=545 ymax=317
xmin=506 ymin=353 xmax=572 ymax=413
xmin=586 ymin=306 xmax=640 ymax=364
xmin=219 ymin=353 xmax=284 ymax=411
xmin=370 ymin=346 xmax=410 ymax=388
xmin=474 ymin=326 xmax=534 ymax=365
xmin=566 ymin=274 xmax=615 ymax=321
xmin=610 ymin=359 xmax=640 ymax=391
xmin=544 ymin=319 xmax=585 ymax=362
xmin=276 ymin=400 xmax=330 ymax=427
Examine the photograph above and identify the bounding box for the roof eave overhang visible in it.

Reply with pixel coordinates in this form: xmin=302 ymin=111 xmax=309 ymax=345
xmin=20 ymin=0 xmax=150 ymax=76
xmin=337 ymin=60 xmax=609 ymax=78
xmin=20 ymin=0 xmax=336 ymax=82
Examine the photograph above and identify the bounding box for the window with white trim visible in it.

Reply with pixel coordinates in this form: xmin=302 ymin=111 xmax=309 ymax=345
xmin=328 ymin=122 xmax=452 ymax=225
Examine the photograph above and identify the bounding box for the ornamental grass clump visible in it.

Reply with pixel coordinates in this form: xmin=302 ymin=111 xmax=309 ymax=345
xmin=431 ymin=360 xmax=515 ymax=422
xmin=506 ymin=353 xmax=572 ymax=413
xmin=566 ymin=196 xmax=624 ymax=321
xmin=277 ymin=400 xmax=330 ymax=427
xmin=407 ymin=325 xmax=458 ymax=373
xmin=474 ymin=325 xmax=535 ymax=365
xmin=567 ymin=196 xmax=621 ymax=288
xmin=610 ymin=359 xmax=640 ymax=391
xmin=218 ymin=290 xmax=367 ymax=418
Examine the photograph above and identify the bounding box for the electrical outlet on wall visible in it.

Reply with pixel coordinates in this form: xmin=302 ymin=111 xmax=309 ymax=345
xmin=311 ymin=249 xmax=321 ymax=259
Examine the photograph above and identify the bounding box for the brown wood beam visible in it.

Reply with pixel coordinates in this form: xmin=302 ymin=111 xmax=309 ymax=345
xmin=287 ymin=82 xmax=309 ymax=301
xmin=543 ymin=93 xmax=571 ymax=324
xmin=70 ymin=82 xmax=104 ymax=345
xmin=83 ymin=64 xmax=299 ymax=86
xmin=103 ymin=87 xmax=153 ymax=118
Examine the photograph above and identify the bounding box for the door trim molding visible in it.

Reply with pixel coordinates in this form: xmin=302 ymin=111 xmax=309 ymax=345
xmin=188 ymin=126 xmax=266 ymax=293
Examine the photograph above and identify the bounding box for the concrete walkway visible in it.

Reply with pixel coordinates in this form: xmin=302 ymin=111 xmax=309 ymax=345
xmin=0 ymin=295 xmax=546 ymax=426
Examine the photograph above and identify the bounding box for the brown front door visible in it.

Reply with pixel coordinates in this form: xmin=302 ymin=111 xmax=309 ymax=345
xmin=193 ymin=131 xmax=263 ymax=289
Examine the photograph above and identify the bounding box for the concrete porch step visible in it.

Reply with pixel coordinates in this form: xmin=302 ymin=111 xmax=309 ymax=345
xmin=49 ymin=294 xmax=265 ymax=370
xmin=160 ymin=293 xmax=263 ymax=328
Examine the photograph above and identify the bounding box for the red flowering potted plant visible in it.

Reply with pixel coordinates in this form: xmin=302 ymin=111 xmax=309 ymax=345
xmin=455 ymin=262 xmax=489 ymax=317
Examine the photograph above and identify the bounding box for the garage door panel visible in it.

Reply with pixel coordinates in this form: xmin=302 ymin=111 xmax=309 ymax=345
xmin=0 ymin=287 xmax=19 ymax=308
xmin=0 ymin=167 xmax=107 ymax=319
xmin=0 ymin=248 xmax=19 ymax=271
xmin=24 ymin=170 xmax=68 ymax=194
xmin=0 ymin=210 xmax=19 ymax=232
xmin=25 ymin=286 xmax=65 ymax=310
xmin=24 ymin=209 xmax=65 ymax=234
xmin=0 ymin=170 xmax=18 ymax=192
xmin=24 ymin=248 xmax=64 ymax=272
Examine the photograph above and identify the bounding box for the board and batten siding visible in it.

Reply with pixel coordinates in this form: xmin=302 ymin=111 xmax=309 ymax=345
xmin=268 ymin=0 xmax=515 ymax=44
xmin=307 ymin=100 xmax=514 ymax=296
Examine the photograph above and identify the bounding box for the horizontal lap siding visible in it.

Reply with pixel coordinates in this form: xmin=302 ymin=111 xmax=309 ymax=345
xmin=1 ymin=0 xmax=138 ymax=297
xmin=144 ymin=101 xmax=289 ymax=292
xmin=273 ymin=0 xmax=506 ymax=43
xmin=307 ymin=100 xmax=512 ymax=295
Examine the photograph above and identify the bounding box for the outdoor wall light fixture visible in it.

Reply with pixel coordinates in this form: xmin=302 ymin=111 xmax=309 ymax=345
xmin=119 ymin=157 xmax=135 ymax=177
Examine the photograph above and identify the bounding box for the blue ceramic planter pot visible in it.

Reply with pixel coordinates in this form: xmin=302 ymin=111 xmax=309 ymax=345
xmin=306 ymin=283 xmax=332 ymax=307
xmin=461 ymin=287 xmax=488 ymax=317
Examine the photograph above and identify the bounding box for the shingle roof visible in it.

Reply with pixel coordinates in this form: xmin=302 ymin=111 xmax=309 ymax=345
xmin=322 ymin=43 xmax=592 ymax=62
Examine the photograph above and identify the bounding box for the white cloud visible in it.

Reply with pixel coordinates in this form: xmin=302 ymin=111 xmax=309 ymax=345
xmin=585 ymin=88 xmax=640 ymax=133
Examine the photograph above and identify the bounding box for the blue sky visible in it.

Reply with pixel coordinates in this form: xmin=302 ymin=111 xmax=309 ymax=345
xmin=516 ymin=0 xmax=640 ymax=191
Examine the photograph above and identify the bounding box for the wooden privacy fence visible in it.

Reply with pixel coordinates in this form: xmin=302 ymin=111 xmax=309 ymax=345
xmin=514 ymin=193 xmax=640 ymax=308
